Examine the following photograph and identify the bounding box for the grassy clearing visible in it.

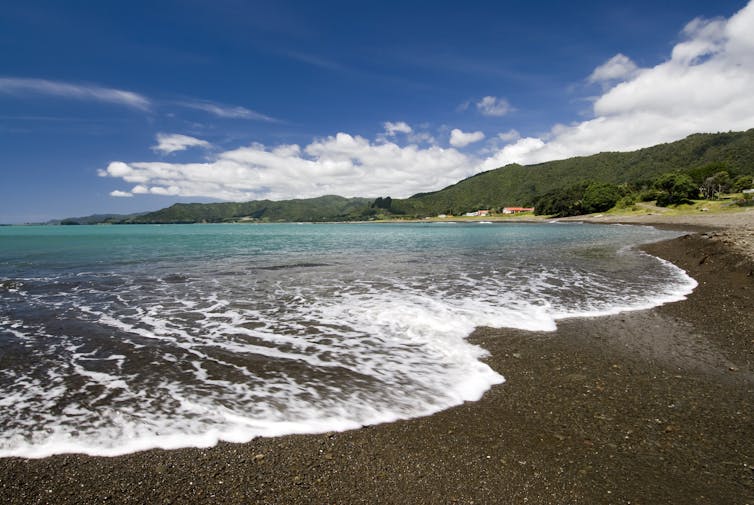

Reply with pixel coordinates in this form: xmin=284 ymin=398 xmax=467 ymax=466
xmin=599 ymin=195 xmax=749 ymax=218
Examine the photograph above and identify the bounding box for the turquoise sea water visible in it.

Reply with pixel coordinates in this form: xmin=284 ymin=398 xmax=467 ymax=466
xmin=0 ymin=222 xmax=695 ymax=457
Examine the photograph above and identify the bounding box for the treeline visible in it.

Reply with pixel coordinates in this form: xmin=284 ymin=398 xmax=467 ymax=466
xmin=533 ymin=164 xmax=754 ymax=217
xmin=117 ymin=196 xmax=373 ymax=224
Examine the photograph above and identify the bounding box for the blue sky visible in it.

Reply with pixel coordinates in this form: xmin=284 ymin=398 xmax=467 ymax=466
xmin=2 ymin=0 xmax=753 ymax=223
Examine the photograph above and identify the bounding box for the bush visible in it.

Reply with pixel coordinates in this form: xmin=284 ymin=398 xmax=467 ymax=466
xmin=653 ymin=172 xmax=698 ymax=206
xmin=732 ymin=175 xmax=754 ymax=193
xmin=615 ymin=195 xmax=637 ymax=209
xmin=582 ymin=182 xmax=622 ymax=214
xmin=534 ymin=181 xmax=623 ymax=216
xmin=534 ymin=182 xmax=588 ymax=217
xmin=638 ymin=189 xmax=662 ymax=202
xmin=656 ymin=193 xmax=693 ymax=207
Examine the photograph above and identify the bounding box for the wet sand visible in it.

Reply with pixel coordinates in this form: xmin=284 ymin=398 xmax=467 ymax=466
xmin=1 ymin=217 xmax=753 ymax=504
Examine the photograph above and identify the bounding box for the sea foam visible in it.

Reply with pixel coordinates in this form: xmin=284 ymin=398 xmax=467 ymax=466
xmin=0 ymin=223 xmax=695 ymax=458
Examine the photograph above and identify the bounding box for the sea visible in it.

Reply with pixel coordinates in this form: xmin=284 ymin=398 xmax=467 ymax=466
xmin=0 ymin=222 xmax=696 ymax=458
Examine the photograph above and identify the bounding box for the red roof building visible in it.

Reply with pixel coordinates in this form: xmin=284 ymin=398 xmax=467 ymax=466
xmin=502 ymin=207 xmax=534 ymax=214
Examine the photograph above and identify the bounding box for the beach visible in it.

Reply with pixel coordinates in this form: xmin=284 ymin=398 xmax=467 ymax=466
xmin=1 ymin=213 xmax=752 ymax=504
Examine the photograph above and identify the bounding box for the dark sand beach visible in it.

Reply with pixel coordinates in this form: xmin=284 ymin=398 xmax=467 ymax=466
xmin=1 ymin=215 xmax=752 ymax=504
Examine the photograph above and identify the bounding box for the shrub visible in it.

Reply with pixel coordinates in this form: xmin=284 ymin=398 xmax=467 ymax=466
xmin=638 ymin=189 xmax=663 ymax=202
xmin=615 ymin=195 xmax=637 ymax=209
xmin=653 ymin=172 xmax=698 ymax=206
xmin=582 ymin=182 xmax=622 ymax=214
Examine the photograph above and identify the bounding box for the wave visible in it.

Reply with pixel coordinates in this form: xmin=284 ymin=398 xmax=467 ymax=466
xmin=0 ymin=224 xmax=696 ymax=458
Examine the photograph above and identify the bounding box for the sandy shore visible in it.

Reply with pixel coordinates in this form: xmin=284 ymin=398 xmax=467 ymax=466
xmin=1 ymin=213 xmax=752 ymax=504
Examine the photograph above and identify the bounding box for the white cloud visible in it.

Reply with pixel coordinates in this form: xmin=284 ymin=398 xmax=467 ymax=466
xmin=497 ymin=129 xmax=521 ymax=143
xmin=177 ymin=100 xmax=275 ymax=121
xmin=476 ymin=96 xmax=511 ymax=116
xmin=109 ymin=190 xmax=133 ymax=197
xmin=152 ymin=133 xmax=212 ymax=154
xmin=100 ymin=2 xmax=754 ymax=203
xmin=384 ymin=121 xmax=412 ymax=136
xmin=101 ymin=133 xmax=471 ymax=201
xmin=379 ymin=121 xmax=436 ymax=145
xmin=478 ymin=0 xmax=754 ymax=169
xmin=449 ymin=128 xmax=485 ymax=147
xmin=0 ymin=77 xmax=150 ymax=110
xmin=588 ymin=54 xmax=639 ymax=84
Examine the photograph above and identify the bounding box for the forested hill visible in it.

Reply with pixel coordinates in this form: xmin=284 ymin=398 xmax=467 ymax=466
xmin=119 ymin=195 xmax=373 ymax=224
xmin=387 ymin=128 xmax=754 ymax=216
xmin=61 ymin=128 xmax=754 ymax=224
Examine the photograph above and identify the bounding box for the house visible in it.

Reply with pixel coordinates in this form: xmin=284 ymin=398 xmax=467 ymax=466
xmin=464 ymin=210 xmax=491 ymax=217
xmin=502 ymin=207 xmax=534 ymax=214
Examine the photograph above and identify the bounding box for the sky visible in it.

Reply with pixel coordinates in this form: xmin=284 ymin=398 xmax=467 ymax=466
xmin=2 ymin=0 xmax=754 ymax=223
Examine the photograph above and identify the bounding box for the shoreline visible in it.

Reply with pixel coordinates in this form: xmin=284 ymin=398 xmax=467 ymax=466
xmin=1 ymin=216 xmax=752 ymax=503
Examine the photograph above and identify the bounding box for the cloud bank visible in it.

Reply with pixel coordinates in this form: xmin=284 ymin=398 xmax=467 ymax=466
xmin=479 ymin=1 xmax=754 ymax=170
xmin=101 ymin=133 xmax=470 ymax=200
xmin=103 ymin=1 xmax=754 ymax=202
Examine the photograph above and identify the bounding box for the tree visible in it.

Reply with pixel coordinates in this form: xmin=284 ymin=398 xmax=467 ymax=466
xmin=371 ymin=196 xmax=393 ymax=210
xmin=582 ymin=182 xmax=623 ymax=214
xmin=731 ymin=174 xmax=754 ymax=193
xmin=686 ymin=162 xmax=729 ymax=185
xmin=534 ymin=181 xmax=590 ymax=217
xmin=653 ymin=172 xmax=698 ymax=206
xmin=700 ymin=171 xmax=731 ymax=199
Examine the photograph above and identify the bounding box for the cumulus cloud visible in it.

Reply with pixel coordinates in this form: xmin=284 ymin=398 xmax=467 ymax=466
xmin=152 ymin=133 xmax=212 ymax=155
xmin=588 ymin=53 xmax=639 ymax=84
xmin=478 ymin=0 xmax=754 ymax=169
xmin=109 ymin=190 xmax=133 ymax=197
xmin=0 ymin=77 xmax=150 ymax=110
xmin=497 ymin=129 xmax=521 ymax=143
xmin=100 ymin=133 xmax=471 ymax=200
xmin=177 ymin=99 xmax=276 ymax=121
xmin=100 ymin=2 xmax=754 ymax=202
xmin=379 ymin=121 xmax=437 ymax=145
xmin=383 ymin=121 xmax=412 ymax=136
xmin=449 ymin=128 xmax=485 ymax=147
xmin=476 ymin=96 xmax=511 ymax=116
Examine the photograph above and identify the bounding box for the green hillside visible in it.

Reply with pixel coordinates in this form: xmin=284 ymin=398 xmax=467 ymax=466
xmin=61 ymin=128 xmax=754 ymax=224
xmin=122 ymin=195 xmax=373 ymax=223
xmin=390 ymin=129 xmax=754 ymax=216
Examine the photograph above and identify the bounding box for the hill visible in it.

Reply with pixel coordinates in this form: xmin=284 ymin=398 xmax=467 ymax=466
xmin=50 ymin=213 xmax=146 ymax=225
xmin=387 ymin=129 xmax=754 ymax=216
xmin=121 ymin=195 xmax=373 ymax=223
xmin=59 ymin=129 xmax=754 ymax=224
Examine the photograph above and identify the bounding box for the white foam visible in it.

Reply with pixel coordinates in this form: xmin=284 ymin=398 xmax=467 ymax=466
xmin=0 ymin=226 xmax=699 ymax=459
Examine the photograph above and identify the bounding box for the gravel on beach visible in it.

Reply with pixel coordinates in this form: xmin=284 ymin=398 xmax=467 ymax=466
xmin=1 ymin=217 xmax=752 ymax=505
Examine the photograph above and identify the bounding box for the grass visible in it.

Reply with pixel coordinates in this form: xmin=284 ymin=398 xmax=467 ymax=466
xmin=599 ymin=195 xmax=749 ymax=218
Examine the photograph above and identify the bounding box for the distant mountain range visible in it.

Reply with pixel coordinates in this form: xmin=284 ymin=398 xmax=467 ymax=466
xmin=59 ymin=128 xmax=754 ymax=224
